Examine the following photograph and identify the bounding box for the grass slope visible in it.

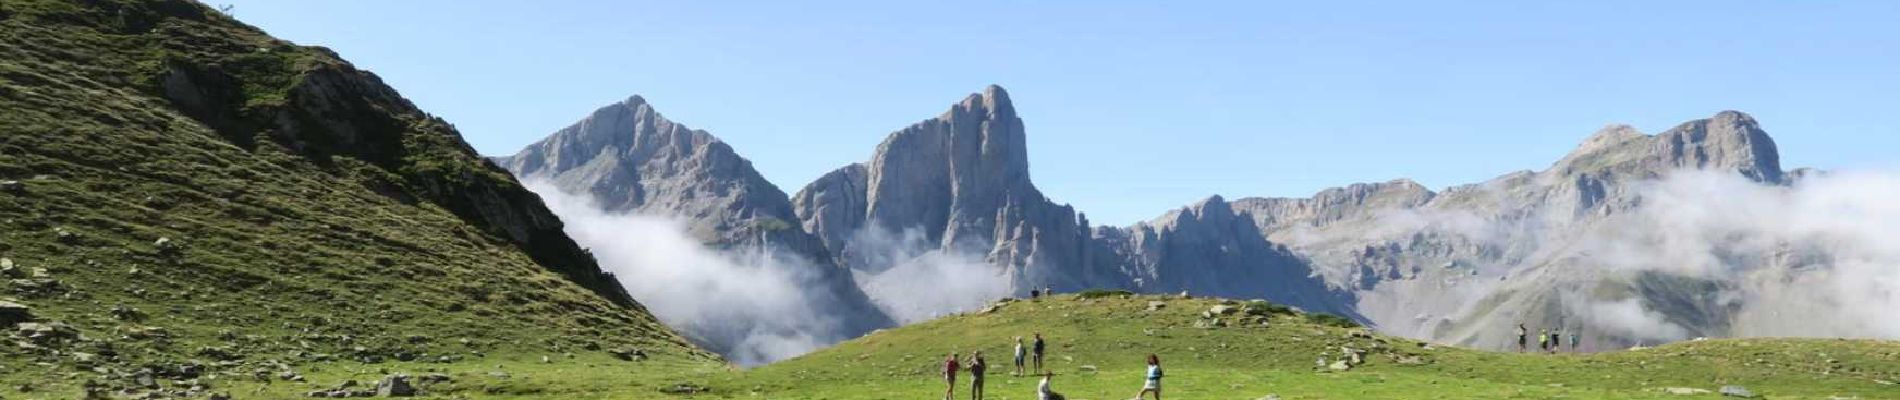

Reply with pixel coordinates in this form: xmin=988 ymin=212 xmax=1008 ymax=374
xmin=0 ymin=0 xmax=715 ymax=397
xmin=716 ymin=294 xmax=1900 ymax=399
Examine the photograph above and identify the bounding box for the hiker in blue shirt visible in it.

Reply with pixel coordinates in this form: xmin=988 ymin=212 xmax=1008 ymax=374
xmin=1133 ymin=354 xmax=1163 ymax=400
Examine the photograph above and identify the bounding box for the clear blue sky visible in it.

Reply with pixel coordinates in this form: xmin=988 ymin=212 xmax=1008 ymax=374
xmin=221 ymin=1 xmax=1899 ymax=225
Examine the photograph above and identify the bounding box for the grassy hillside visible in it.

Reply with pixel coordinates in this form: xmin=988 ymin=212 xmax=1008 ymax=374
xmin=712 ymin=293 xmax=1899 ymax=399
xmin=0 ymin=0 xmax=714 ymax=397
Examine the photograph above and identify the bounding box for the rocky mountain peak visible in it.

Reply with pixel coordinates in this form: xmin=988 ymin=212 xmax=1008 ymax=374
xmin=1550 ymin=111 xmax=1782 ymax=183
xmin=1654 ymin=110 xmax=1781 ymax=182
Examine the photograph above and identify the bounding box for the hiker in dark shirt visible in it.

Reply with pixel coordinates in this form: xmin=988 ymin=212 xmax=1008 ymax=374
xmin=1032 ymin=333 xmax=1047 ymax=374
xmin=1515 ymin=324 xmax=1527 ymax=352
xmin=968 ymin=351 xmax=987 ymax=400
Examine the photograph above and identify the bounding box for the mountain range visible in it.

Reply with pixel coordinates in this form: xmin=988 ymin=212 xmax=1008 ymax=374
xmin=504 ymin=84 xmax=1843 ymax=358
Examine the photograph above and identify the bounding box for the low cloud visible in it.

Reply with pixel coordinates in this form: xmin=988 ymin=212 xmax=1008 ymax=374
xmin=840 ymin=225 xmax=1011 ymax=323
xmin=526 ymin=180 xmax=859 ymax=366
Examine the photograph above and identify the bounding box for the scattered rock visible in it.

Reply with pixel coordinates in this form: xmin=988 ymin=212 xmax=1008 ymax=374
xmin=0 ymin=180 xmax=23 ymax=193
xmin=609 ymin=348 xmax=647 ymax=361
xmin=1719 ymin=385 xmax=1756 ymax=398
xmin=1257 ymin=395 xmax=1281 ymax=400
xmin=0 ymin=299 xmax=33 ymax=325
xmin=1209 ymin=305 xmax=1239 ymax=316
xmin=416 ymin=373 xmax=452 ymax=385
xmin=1146 ymin=301 xmax=1166 ymax=311
xmin=1663 ymin=387 xmax=1712 ymax=395
xmin=659 ymin=383 xmax=708 ymax=394
xmin=1328 ymin=359 xmax=1352 ymax=371
xmin=376 ymin=373 xmax=416 ymax=397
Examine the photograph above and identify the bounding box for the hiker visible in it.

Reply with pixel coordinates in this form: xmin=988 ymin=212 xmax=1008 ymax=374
xmin=1133 ymin=354 xmax=1163 ymax=400
xmin=1570 ymin=330 xmax=1581 ymax=352
xmin=1032 ymin=333 xmax=1047 ymax=374
xmin=1515 ymin=324 xmax=1527 ymax=352
xmin=968 ymin=351 xmax=987 ymax=400
xmin=1037 ymin=371 xmax=1064 ymax=400
xmin=1030 ymin=289 xmax=1040 ymax=300
xmin=1013 ymin=337 xmax=1027 ymax=376
xmin=944 ymin=353 xmax=960 ymax=400
xmin=1538 ymin=329 xmax=1549 ymax=353
xmin=1548 ymin=330 xmax=1560 ymax=354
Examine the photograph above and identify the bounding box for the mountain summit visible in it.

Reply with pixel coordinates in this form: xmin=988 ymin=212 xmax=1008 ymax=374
xmin=497 ymin=94 xmax=892 ymax=360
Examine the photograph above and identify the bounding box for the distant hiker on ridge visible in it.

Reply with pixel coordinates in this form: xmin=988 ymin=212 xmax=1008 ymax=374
xmin=1538 ymin=328 xmax=1549 ymax=353
xmin=968 ymin=351 xmax=988 ymax=400
xmin=1032 ymin=333 xmax=1047 ymax=374
xmin=1570 ymin=329 xmax=1581 ymax=352
xmin=944 ymin=353 xmax=960 ymax=400
xmin=1516 ymin=324 xmax=1527 ymax=352
xmin=1013 ymin=337 xmax=1027 ymax=376
xmin=1132 ymin=353 xmax=1164 ymax=400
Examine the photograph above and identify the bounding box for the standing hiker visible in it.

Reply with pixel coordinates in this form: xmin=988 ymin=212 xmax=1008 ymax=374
xmin=1538 ymin=328 xmax=1549 ymax=353
xmin=968 ymin=352 xmax=987 ymax=400
xmin=1133 ymin=354 xmax=1163 ymax=400
xmin=944 ymin=353 xmax=960 ymax=400
xmin=1013 ymin=337 xmax=1027 ymax=376
xmin=1549 ymin=330 xmax=1560 ymax=354
xmin=1570 ymin=329 xmax=1581 ymax=352
xmin=1032 ymin=333 xmax=1047 ymax=374
xmin=1515 ymin=324 xmax=1527 ymax=352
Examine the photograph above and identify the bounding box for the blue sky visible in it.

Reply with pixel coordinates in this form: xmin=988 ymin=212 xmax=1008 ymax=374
xmin=221 ymin=1 xmax=1899 ymax=225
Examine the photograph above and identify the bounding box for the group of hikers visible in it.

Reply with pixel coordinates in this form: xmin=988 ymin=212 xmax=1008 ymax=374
xmin=942 ymin=333 xmax=1165 ymax=400
xmin=1514 ymin=323 xmax=1582 ymax=353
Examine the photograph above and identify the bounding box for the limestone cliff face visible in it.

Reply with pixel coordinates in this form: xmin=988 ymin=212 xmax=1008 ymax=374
xmin=794 ymin=86 xmax=1093 ymax=286
xmin=794 ymin=86 xmax=1345 ymax=312
xmin=495 ymin=97 xmax=893 ymax=347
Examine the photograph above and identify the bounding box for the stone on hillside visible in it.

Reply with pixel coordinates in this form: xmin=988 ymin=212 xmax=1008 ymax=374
xmin=1147 ymin=301 xmax=1166 ymax=311
xmin=609 ymin=348 xmax=648 ymax=361
xmin=377 ymin=373 xmax=416 ymax=397
xmin=0 ymin=180 xmax=23 ymax=193
xmin=1664 ymin=387 xmax=1711 ymax=395
xmin=417 ymin=373 xmax=452 ymax=385
xmin=1258 ymin=395 xmax=1282 ymax=400
xmin=209 ymin=393 xmax=232 ymax=400
xmin=1328 ymin=359 xmax=1352 ymax=371
xmin=0 ymin=299 xmax=32 ymax=325
xmin=1209 ymin=305 xmax=1239 ymax=315
xmin=1719 ymin=385 xmax=1756 ymax=398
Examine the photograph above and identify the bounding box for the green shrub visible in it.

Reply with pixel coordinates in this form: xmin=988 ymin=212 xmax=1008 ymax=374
xmin=1075 ymin=289 xmax=1133 ymax=299
xmin=1243 ymin=300 xmax=1293 ymax=316
xmin=1305 ymin=312 xmax=1360 ymax=328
